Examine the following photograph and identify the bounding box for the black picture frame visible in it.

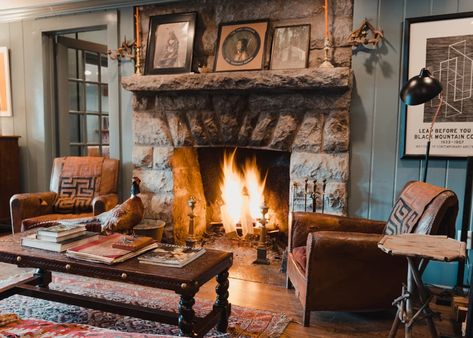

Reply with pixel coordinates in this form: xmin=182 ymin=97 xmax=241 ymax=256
xmin=401 ymin=11 xmax=473 ymax=159
xmin=270 ymin=24 xmax=310 ymax=70
xmin=214 ymin=19 xmax=269 ymax=72
xmin=144 ymin=12 xmax=196 ymax=75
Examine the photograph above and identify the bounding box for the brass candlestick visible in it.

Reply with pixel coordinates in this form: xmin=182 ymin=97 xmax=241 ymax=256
xmin=186 ymin=196 xmax=197 ymax=248
xmin=320 ymin=37 xmax=334 ymax=68
xmin=320 ymin=0 xmax=334 ymax=68
xmin=135 ymin=45 xmax=143 ymax=75
xmin=253 ymin=204 xmax=270 ymax=265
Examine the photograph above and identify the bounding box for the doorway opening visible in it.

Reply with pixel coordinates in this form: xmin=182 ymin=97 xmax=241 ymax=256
xmin=52 ymin=29 xmax=110 ymax=158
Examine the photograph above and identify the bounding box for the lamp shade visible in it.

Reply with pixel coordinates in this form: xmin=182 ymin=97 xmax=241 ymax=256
xmin=400 ymin=68 xmax=442 ymax=105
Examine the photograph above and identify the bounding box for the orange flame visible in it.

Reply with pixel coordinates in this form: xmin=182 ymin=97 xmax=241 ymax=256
xmin=220 ymin=150 xmax=267 ymax=236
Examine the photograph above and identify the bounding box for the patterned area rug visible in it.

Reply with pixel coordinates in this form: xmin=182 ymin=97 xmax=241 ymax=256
xmin=0 ymin=273 xmax=290 ymax=337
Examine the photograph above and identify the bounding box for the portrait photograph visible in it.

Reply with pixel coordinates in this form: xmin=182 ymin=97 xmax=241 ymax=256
xmin=270 ymin=24 xmax=310 ymax=70
xmin=0 ymin=47 xmax=12 ymax=117
xmin=145 ymin=12 xmax=196 ymax=74
xmin=214 ymin=20 xmax=269 ymax=72
xmin=401 ymin=13 xmax=473 ymax=158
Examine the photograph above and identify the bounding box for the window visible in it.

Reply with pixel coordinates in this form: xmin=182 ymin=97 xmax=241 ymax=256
xmin=55 ymin=29 xmax=110 ymax=157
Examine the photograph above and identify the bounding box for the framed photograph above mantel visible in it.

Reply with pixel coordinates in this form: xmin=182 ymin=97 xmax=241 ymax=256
xmin=270 ymin=24 xmax=310 ymax=70
xmin=214 ymin=19 xmax=269 ymax=72
xmin=401 ymin=11 xmax=473 ymax=158
xmin=144 ymin=12 xmax=196 ymax=75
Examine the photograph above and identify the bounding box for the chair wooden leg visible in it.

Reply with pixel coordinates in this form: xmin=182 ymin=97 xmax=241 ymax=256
xmin=303 ymin=309 xmax=311 ymax=327
xmin=286 ymin=276 xmax=293 ymax=289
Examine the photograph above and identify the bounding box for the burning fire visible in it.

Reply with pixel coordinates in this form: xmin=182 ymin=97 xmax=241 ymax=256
xmin=220 ymin=150 xmax=267 ymax=236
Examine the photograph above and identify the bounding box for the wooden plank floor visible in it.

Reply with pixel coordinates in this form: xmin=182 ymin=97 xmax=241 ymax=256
xmin=0 ymin=263 xmax=461 ymax=337
xmin=198 ymin=277 xmax=460 ymax=338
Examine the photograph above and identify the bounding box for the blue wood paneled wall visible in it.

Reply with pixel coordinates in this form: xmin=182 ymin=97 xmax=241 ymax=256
xmin=350 ymin=0 xmax=473 ymax=286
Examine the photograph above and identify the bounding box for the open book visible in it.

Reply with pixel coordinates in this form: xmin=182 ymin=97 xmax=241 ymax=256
xmin=138 ymin=243 xmax=206 ymax=268
xmin=66 ymin=233 xmax=157 ymax=265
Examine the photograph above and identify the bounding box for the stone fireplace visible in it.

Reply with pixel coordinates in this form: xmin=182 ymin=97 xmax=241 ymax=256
xmin=123 ymin=0 xmax=353 ymax=243
xmin=124 ymin=68 xmax=350 ymax=243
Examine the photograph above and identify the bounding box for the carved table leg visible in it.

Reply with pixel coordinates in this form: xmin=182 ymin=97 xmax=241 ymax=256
xmin=33 ymin=268 xmax=52 ymax=287
xmin=178 ymin=292 xmax=196 ymax=337
xmin=213 ymin=269 xmax=230 ymax=332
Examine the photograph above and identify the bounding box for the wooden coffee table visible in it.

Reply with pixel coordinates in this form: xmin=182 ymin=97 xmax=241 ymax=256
xmin=0 ymin=231 xmax=233 ymax=337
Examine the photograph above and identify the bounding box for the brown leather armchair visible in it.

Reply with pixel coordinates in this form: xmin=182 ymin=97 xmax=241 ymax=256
xmin=10 ymin=156 xmax=119 ymax=233
xmin=286 ymin=181 xmax=458 ymax=326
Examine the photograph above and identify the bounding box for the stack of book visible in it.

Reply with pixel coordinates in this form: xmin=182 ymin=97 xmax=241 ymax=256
xmin=21 ymin=224 xmax=99 ymax=252
xmin=66 ymin=233 xmax=157 ymax=265
xmin=138 ymin=243 xmax=206 ymax=268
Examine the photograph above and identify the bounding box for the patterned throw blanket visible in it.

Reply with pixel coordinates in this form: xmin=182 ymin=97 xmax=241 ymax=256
xmin=384 ymin=181 xmax=448 ymax=235
xmin=54 ymin=157 xmax=104 ymax=213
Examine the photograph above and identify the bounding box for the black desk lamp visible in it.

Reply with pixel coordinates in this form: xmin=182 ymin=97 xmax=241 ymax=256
xmin=400 ymin=68 xmax=443 ymax=182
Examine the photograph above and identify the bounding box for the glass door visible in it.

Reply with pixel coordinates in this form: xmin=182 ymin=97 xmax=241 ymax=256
xmin=55 ymin=31 xmax=110 ymax=157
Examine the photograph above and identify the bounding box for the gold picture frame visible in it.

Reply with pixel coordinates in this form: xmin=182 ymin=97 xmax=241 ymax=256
xmin=214 ymin=20 xmax=269 ymax=72
xmin=0 ymin=47 xmax=12 ymax=117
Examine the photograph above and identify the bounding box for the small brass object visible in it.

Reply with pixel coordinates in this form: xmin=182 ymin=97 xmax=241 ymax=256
xmin=65 ymin=264 xmax=71 ymax=270
xmin=121 ymin=273 xmax=127 ymax=279
xmin=181 ymin=282 xmax=188 ymax=289
xmin=16 ymin=256 xmax=21 ymax=262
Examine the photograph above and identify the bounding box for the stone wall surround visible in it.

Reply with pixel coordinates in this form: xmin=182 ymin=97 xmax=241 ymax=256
xmin=126 ymin=0 xmax=354 ymax=243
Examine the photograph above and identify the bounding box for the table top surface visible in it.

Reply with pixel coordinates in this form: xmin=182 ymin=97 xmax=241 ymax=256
xmin=378 ymin=234 xmax=466 ymax=262
xmin=0 ymin=231 xmax=233 ymax=291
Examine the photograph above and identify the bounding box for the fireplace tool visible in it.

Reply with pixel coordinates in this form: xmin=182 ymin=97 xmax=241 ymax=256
xmin=296 ymin=178 xmax=327 ymax=213
xmin=186 ymin=196 xmax=198 ymax=248
xmin=253 ymin=203 xmax=270 ymax=265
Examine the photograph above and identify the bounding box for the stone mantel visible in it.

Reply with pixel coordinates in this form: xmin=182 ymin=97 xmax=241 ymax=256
xmin=121 ymin=67 xmax=351 ymax=94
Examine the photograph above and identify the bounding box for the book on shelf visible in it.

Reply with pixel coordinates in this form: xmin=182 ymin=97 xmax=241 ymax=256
xmin=21 ymin=231 xmax=99 ymax=252
xmin=66 ymin=233 xmax=158 ymax=265
xmin=138 ymin=243 xmax=206 ymax=268
xmin=36 ymin=224 xmax=86 ymax=238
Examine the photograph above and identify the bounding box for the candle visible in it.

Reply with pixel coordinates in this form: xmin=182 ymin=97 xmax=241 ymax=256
xmin=135 ymin=7 xmax=141 ymax=48
xmin=324 ymin=0 xmax=329 ymax=40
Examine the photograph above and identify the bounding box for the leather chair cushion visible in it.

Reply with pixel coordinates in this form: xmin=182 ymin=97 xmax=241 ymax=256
xmin=21 ymin=213 xmax=93 ymax=232
xmin=292 ymin=246 xmax=307 ymax=272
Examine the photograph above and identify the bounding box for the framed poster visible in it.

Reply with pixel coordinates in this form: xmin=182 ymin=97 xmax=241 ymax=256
xmin=401 ymin=12 xmax=473 ymax=158
xmin=270 ymin=24 xmax=310 ymax=70
xmin=0 ymin=47 xmax=12 ymax=117
xmin=144 ymin=12 xmax=196 ymax=75
xmin=214 ymin=20 xmax=269 ymax=72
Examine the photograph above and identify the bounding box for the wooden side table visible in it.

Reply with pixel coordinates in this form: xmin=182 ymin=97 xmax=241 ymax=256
xmin=378 ymin=234 xmax=466 ymax=338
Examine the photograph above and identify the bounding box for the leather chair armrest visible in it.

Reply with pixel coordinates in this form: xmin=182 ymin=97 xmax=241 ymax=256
xmin=10 ymin=192 xmax=57 ymax=234
xmin=290 ymin=212 xmax=386 ymax=249
xmin=307 ymin=231 xmax=385 ymax=263
xmin=92 ymin=193 xmax=119 ymax=215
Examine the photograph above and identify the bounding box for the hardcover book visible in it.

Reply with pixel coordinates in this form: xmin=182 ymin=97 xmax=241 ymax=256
xmin=36 ymin=230 xmax=88 ymax=243
xmin=36 ymin=224 xmax=86 ymax=238
xmin=66 ymin=233 xmax=158 ymax=265
xmin=111 ymin=235 xmax=154 ymax=251
xmin=21 ymin=232 xmax=99 ymax=252
xmin=138 ymin=243 xmax=206 ymax=268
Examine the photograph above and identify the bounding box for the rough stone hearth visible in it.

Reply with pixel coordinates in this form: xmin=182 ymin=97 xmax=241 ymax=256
xmin=122 ymin=68 xmax=350 ymax=93
xmin=125 ymin=0 xmax=353 ymax=243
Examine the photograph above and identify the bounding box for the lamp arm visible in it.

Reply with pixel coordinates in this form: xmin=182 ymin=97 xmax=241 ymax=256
xmin=423 ymin=94 xmax=443 ymax=182
xmin=427 ymin=94 xmax=444 ymax=141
